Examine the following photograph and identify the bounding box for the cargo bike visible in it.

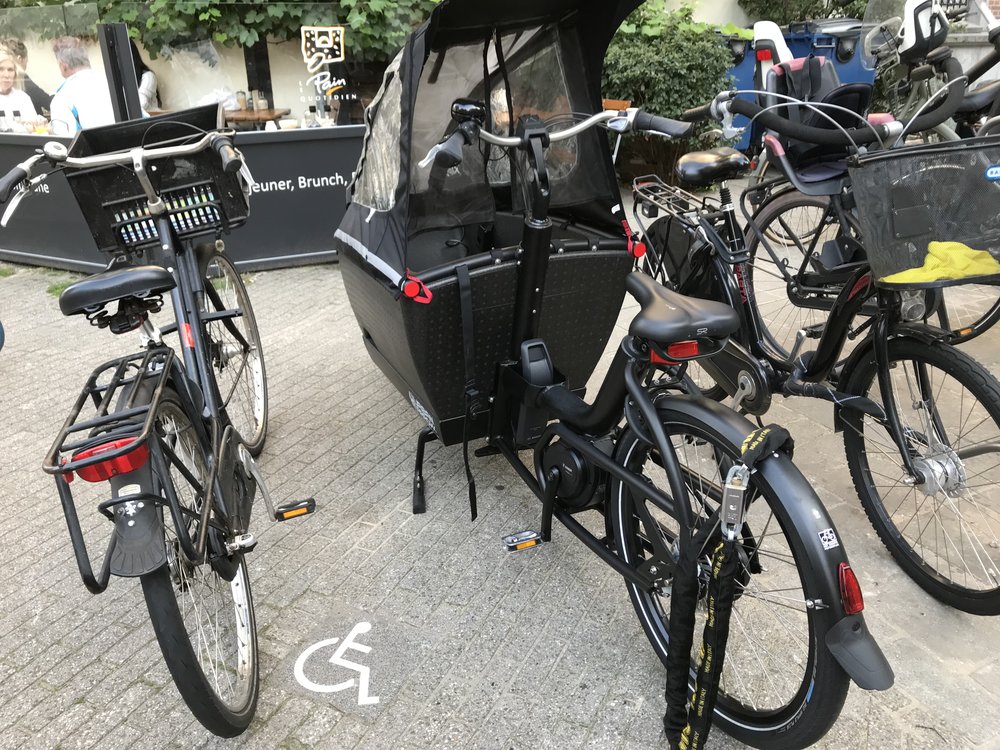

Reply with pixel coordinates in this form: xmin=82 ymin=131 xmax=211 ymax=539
xmin=335 ymin=1 xmax=892 ymax=747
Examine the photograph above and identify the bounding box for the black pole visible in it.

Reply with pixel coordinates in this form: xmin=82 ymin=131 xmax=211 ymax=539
xmin=98 ymin=23 xmax=143 ymax=122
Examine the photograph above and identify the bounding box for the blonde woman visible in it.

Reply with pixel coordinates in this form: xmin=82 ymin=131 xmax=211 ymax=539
xmin=0 ymin=45 xmax=36 ymax=118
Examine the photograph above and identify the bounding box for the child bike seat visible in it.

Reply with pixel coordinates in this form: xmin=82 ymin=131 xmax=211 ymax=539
xmin=625 ymin=272 xmax=739 ymax=344
xmin=59 ymin=264 xmax=176 ymax=316
xmin=674 ymin=147 xmax=750 ymax=187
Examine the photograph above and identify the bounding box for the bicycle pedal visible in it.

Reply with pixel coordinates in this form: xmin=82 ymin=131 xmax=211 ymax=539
xmin=226 ymin=533 xmax=257 ymax=554
xmin=274 ymin=498 xmax=316 ymax=521
xmin=503 ymin=529 xmax=543 ymax=552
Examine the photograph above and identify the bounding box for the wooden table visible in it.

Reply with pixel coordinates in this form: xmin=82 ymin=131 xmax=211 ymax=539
xmin=224 ymin=108 xmax=292 ymax=129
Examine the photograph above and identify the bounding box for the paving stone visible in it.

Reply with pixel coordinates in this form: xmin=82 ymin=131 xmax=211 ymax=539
xmin=2 ymin=261 xmax=1000 ymax=750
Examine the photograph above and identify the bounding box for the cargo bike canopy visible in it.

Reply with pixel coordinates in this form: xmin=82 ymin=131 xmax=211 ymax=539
xmin=337 ymin=0 xmax=642 ymax=288
xmin=337 ymin=0 xmax=644 ymax=446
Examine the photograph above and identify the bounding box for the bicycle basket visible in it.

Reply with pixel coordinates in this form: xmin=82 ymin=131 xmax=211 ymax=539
xmin=64 ymin=104 xmax=249 ymax=255
xmin=848 ymin=135 xmax=1000 ymax=288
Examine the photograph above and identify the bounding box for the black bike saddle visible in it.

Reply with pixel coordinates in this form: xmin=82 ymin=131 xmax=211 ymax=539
xmin=59 ymin=263 xmax=176 ymax=316
xmin=674 ymin=147 xmax=750 ymax=187
xmin=625 ymin=272 xmax=739 ymax=344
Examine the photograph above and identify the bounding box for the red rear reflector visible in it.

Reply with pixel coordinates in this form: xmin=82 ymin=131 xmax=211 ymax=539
xmin=666 ymin=340 xmax=700 ymax=359
xmin=630 ymin=241 xmax=647 ymax=259
xmin=650 ymin=350 xmax=675 ymax=365
xmin=403 ymin=280 xmax=420 ymax=298
xmin=838 ymin=562 xmax=864 ymax=615
xmin=181 ymin=322 xmax=195 ymax=349
xmin=74 ymin=438 xmax=149 ymax=483
xmin=756 ymin=48 xmax=773 ymax=61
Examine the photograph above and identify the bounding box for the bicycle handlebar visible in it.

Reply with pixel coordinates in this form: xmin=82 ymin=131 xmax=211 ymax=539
xmin=0 ymin=130 xmax=243 ymax=205
xmin=421 ymin=107 xmax=692 ymax=168
xmin=0 ymin=166 xmax=27 ymax=204
xmin=684 ymin=55 xmax=966 ymax=147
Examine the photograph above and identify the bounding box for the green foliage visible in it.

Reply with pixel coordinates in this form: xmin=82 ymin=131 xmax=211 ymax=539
xmin=603 ymin=5 xmax=734 ymax=181
xmin=603 ymin=5 xmax=732 ymax=122
xmin=0 ymin=1 xmax=438 ymax=62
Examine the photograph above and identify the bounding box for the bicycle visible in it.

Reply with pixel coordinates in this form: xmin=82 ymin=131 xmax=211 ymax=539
xmin=335 ymin=9 xmax=893 ymax=746
xmin=0 ymin=104 xmax=311 ymax=736
xmin=745 ymin=0 xmax=1000 ymax=343
xmin=636 ymin=80 xmax=1000 ymax=615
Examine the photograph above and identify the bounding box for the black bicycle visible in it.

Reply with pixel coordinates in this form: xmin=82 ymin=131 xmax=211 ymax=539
xmin=0 ymin=105 xmax=310 ymax=736
xmin=637 ymin=85 xmax=1000 ymax=615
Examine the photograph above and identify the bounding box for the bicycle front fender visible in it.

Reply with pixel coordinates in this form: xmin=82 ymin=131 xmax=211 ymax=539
xmin=655 ymin=395 xmax=894 ymax=690
xmin=107 ymin=466 xmax=168 ymax=578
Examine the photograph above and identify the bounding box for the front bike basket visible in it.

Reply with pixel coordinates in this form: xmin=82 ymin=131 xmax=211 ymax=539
xmin=848 ymin=135 xmax=1000 ymax=289
xmin=63 ymin=104 xmax=249 ymax=255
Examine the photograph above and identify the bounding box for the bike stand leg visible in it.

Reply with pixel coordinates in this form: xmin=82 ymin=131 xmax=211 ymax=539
xmin=412 ymin=427 xmax=437 ymax=515
xmin=540 ymin=467 xmax=559 ymax=542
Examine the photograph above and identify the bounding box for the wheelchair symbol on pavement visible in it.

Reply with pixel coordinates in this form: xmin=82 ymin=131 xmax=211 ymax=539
xmin=294 ymin=621 xmax=380 ymax=705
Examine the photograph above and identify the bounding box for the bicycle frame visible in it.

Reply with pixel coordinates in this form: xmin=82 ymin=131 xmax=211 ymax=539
xmin=669 ymin=183 xmax=943 ymax=480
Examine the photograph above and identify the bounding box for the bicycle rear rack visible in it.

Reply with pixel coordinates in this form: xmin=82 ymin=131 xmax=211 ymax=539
xmin=43 ymin=348 xmax=174 ymax=477
xmin=45 ymin=348 xmax=174 ymax=595
xmin=632 ymin=174 xmax=722 ymax=230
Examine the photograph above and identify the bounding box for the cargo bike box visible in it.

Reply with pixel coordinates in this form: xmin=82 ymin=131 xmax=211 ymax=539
xmin=335 ymin=0 xmax=641 ymax=446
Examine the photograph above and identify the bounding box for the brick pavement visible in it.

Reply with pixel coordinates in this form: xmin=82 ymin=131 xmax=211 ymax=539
xmin=1 ymin=260 xmax=999 ymax=750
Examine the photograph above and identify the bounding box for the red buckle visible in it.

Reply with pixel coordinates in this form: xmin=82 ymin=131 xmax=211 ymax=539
xmin=620 ymin=219 xmax=646 ymax=259
xmin=402 ymin=272 xmax=433 ymax=304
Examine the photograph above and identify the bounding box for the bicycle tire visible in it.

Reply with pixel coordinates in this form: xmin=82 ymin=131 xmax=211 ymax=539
xmin=141 ymin=391 xmax=260 ymax=735
xmin=201 ymin=253 xmax=268 ymax=455
xmin=610 ymin=399 xmax=850 ymax=749
xmin=841 ymin=336 xmax=1000 ymax=615
xmin=747 ymin=192 xmax=1000 ymax=348
xmin=744 ymin=192 xmax=851 ymax=359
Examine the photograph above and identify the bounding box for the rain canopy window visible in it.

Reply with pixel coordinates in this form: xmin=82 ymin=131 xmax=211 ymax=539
xmin=336 ymin=0 xmax=642 ymax=446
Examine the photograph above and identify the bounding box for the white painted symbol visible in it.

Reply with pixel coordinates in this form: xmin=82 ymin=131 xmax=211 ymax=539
xmin=294 ymin=622 xmax=380 ymax=705
xmin=818 ymin=528 xmax=839 ymax=550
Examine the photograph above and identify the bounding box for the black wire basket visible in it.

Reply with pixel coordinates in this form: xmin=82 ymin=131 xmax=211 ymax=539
xmin=848 ymin=135 xmax=1000 ymax=289
xmin=64 ymin=104 xmax=249 ymax=255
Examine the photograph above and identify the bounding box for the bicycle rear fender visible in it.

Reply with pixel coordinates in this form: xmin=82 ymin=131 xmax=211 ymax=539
xmin=107 ymin=465 xmax=168 ymax=577
xmin=657 ymin=395 xmax=894 ymax=690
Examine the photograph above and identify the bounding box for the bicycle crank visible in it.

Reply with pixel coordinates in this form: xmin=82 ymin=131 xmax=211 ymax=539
xmin=237 ymin=444 xmax=317 ymax=522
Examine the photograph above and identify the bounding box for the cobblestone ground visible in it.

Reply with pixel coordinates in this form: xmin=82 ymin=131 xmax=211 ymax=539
xmin=0 ymin=260 xmax=998 ymax=750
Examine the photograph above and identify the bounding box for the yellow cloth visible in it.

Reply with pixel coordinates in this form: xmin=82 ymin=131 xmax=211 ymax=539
xmin=881 ymin=241 xmax=1000 ymax=284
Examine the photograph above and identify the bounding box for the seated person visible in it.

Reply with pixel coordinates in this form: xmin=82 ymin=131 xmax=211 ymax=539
xmin=49 ymin=36 xmax=115 ymax=135
xmin=0 ymin=44 xmax=37 ymax=120
xmin=4 ymin=38 xmax=48 ymax=116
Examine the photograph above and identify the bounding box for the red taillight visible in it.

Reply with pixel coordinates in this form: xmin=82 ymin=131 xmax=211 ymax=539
xmin=756 ymin=48 xmax=773 ymax=61
xmin=73 ymin=438 xmax=149 ymax=483
xmin=839 ymin=562 xmax=864 ymax=615
xmin=630 ymin=241 xmax=647 ymax=259
xmin=666 ymin=340 xmax=700 ymax=359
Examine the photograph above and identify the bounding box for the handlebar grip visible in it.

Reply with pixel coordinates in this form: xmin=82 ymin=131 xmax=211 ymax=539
xmin=211 ymin=136 xmax=243 ymax=175
xmin=681 ymin=102 xmax=714 ymax=123
xmin=434 ymin=127 xmax=471 ymax=168
xmin=0 ymin=166 xmax=27 ymax=204
xmin=632 ymin=111 xmax=694 ymax=138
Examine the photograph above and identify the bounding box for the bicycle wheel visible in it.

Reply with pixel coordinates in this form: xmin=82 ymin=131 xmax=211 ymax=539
xmin=926 ymin=284 xmax=1000 ymax=345
xmin=744 ymin=192 xmax=855 ymax=359
xmin=841 ymin=336 xmax=1000 ymax=615
xmin=141 ymin=390 xmax=259 ymax=736
xmin=610 ymin=400 xmax=850 ymax=748
xmin=202 ymin=253 xmax=268 ymax=455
